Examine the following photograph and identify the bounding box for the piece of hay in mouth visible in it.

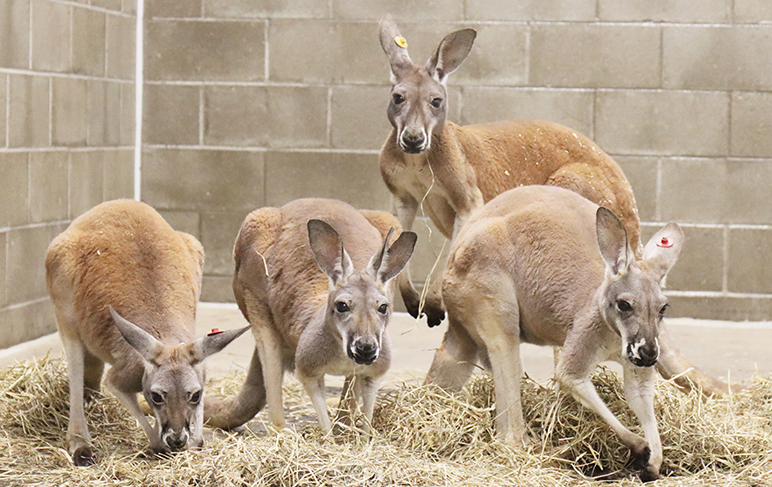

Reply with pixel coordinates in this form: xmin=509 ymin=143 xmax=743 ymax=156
xmin=1 ymin=356 xmax=772 ymax=486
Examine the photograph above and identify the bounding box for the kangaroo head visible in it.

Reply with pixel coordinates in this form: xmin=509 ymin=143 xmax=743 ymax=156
xmin=307 ymin=220 xmax=416 ymax=365
xmin=378 ymin=15 xmax=476 ymax=154
xmin=595 ymin=208 xmax=684 ymax=368
xmin=109 ymin=307 xmax=248 ymax=450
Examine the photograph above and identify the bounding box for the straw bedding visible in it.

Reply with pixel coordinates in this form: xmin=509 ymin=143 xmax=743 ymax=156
xmin=1 ymin=356 xmax=771 ymax=486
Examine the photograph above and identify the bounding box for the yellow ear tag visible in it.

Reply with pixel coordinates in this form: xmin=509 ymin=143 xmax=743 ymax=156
xmin=394 ymin=36 xmax=408 ymax=49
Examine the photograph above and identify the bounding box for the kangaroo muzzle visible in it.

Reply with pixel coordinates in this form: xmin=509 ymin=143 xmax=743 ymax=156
xmin=348 ymin=336 xmax=380 ymax=365
xmin=399 ymin=128 xmax=428 ymax=153
xmin=626 ymin=337 xmax=659 ymax=368
xmin=162 ymin=426 xmax=190 ymax=451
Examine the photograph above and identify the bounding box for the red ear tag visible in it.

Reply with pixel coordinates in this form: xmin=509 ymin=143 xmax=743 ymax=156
xmin=657 ymin=237 xmax=673 ymax=248
xmin=208 ymin=328 xmax=224 ymax=336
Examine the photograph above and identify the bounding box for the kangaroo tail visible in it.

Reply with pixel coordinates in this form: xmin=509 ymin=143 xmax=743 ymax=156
xmin=204 ymin=348 xmax=266 ymax=430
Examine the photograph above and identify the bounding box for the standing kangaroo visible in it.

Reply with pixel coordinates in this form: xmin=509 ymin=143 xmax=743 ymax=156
xmin=379 ymin=16 xmax=728 ymax=398
xmin=378 ymin=15 xmax=639 ymax=328
xmin=45 ymin=200 xmax=248 ymax=466
xmin=432 ymin=185 xmax=685 ymax=481
xmin=204 ymin=199 xmax=416 ymax=434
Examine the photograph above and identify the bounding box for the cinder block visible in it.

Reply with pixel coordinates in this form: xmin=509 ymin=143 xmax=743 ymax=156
xmin=145 ymin=20 xmax=265 ymax=81
xmin=598 ymin=0 xmax=731 ymax=22
xmin=0 ymin=232 xmax=6 ymax=307
xmin=530 ymin=24 xmax=661 ymax=89
xmin=334 ymin=0 xmax=463 ymax=21
xmin=72 ymin=7 xmax=106 ymax=77
xmin=0 ymin=299 xmax=57 ymax=349
xmin=613 ymin=156 xmax=658 ymax=223
xmin=8 ymin=74 xmax=50 ymax=148
xmin=0 ymin=0 xmax=30 ymax=69
xmin=103 ymin=149 xmax=135 ymax=200
xmin=204 ymin=85 xmax=328 ymax=148
xmin=30 ymin=0 xmax=70 ymax=72
xmin=331 ymin=85 xmax=392 ymax=151
xmin=107 ymin=13 xmax=135 ymax=80
xmin=264 ymin=151 xmax=391 ymax=210
xmin=141 ymin=148 xmax=264 ymax=211
xmin=662 ymin=225 xmax=724 ymax=292
xmin=200 ymin=275 xmax=235 ymax=303
xmin=269 ymin=20 xmax=382 ymax=84
xmin=660 ymin=158 xmax=772 ymax=226
xmin=104 ymin=82 xmax=122 ymax=146
xmin=728 ymin=228 xmax=772 ymax=294
xmin=69 ymin=151 xmax=105 ymax=218
xmin=467 ymin=0 xmax=596 ymax=21
xmin=664 ymin=295 xmax=772 ymax=321
xmin=29 ymin=151 xmax=68 ymax=223
xmin=0 ymin=152 xmax=30 ymax=228
xmin=146 ymin=0 xmax=201 ymax=18
xmin=596 ymin=90 xmax=729 ymax=156
xmin=144 ymin=84 xmax=199 ymax=145
xmin=460 ymin=87 xmax=594 ymax=137
xmin=123 ymin=0 xmax=137 ymax=14
xmin=52 ymin=77 xmax=88 ymax=146
xmin=206 ymin=0 xmax=327 ymax=18
xmin=120 ymin=83 xmax=135 ymax=146
xmin=158 ymin=210 xmax=200 ymax=239
xmin=453 ymin=23 xmax=528 ymax=87
xmin=730 ymin=92 xmax=772 ymax=158
xmin=735 ymin=0 xmax=772 ymax=23
xmin=200 ymin=211 xmax=246 ymax=275
xmin=659 ymin=158 xmax=727 ymax=224
xmin=6 ymin=224 xmax=59 ymax=305
xmin=88 ymin=81 xmax=106 ymax=146
xmin=91 ymin=0 xmax=123 ymax=11
xmin=0 ymin=75 xmax=6 ymax=147
xmin=663 ymin=25 xmax=772 ymax=91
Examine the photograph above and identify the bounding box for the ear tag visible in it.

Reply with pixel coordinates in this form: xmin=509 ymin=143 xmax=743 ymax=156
xmin=208 ymin=328 xmax=224 ymax=336
xmin=657 ymin=237 xmax=673 ymax=248
xmin=394 ymin=36 xmax=408 ymax=49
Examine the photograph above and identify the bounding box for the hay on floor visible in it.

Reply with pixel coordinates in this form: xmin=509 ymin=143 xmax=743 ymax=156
xmin=1 ymin=356 xmax=771 ymax=486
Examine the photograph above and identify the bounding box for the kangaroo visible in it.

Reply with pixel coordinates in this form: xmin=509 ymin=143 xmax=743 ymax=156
xmin=204 ymin=199 xmax=416 ymax=434
xmin=428 ymin=185 xmax=689 ymax=480
xmin=378 ymin=15 xmax=640 ymax=328
xmin=45 ymin=200 xmax=248 ymax=466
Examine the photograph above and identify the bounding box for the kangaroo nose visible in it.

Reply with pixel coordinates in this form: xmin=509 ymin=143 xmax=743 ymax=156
xmin=164 ymin=431 xmax=189 ymax=451
xmin=626 ymin=339 xmax=658 ymax=368
xmin=400 ymin=132 xmax=426 ymax=153
xmin=348 ymin=338 xmax=379 ymax=365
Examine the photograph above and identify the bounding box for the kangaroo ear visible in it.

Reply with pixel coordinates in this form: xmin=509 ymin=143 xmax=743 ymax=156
xmin=596 ymin=207 xmax=633 ymax=277
xmin=642 ymin=222 xmax=684 ymax=282
xmin=190 ymin=325 xmax=250 ymax=364
xmin=426 ymin=28 xmax=476 ymax=84
xmin=370 ymin=229 xmax=417 ymax=284
xmin=379 ymin=14 xmax=414 ymax=82
xmin=110 ymin=306 xmax=163 ymax=364
xmin=308 ymin=219 xmax=354 ymax=285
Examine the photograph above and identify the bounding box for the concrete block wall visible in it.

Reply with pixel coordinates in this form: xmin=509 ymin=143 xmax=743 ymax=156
xmin=137 ymin=1 xmax=771 ymax=321
xmin=0 ymin=0 xmax=136 ymax=348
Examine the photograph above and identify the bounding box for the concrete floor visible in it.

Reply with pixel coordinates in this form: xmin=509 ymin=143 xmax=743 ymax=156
xmin=2 ymin=303 xmax=772 ymax=389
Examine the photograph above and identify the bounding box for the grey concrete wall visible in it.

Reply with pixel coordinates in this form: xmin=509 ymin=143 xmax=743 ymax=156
xmin=142 ymin=1 xmax=772 ymax=321
xmin=0 ymin=0 xmax=136 ymax=348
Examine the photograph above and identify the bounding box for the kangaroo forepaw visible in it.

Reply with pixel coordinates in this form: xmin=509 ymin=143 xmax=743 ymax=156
xmin=628 ymin=445 xmax=659 ymax=481
xmin=72 ymin=446 xmax=96 ymax=467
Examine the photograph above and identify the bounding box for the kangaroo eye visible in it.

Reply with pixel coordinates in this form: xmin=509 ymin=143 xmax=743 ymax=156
xmin=190 ymin=391 xmax=201 ymax=404
xmin=616 ymin=300 xmax=632 ymax=313
xmin=335 ymin=302 xmax=350 ymax=313
xmin=150 ymin=392 xmax=164 ymax=405
xmin=659 ymin=304 xmax=669 ymax=316
xmin=378 ymin=303 xmax=388 ymax=314
xmin=431 ymin=97 xmax=442 ymax=108
xmin=392 ymin=93 xmax=405 ymax=105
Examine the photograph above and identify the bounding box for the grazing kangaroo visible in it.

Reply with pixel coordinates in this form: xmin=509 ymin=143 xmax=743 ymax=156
xmin=204 ymin=199 xmax=417 ymax=434
xmin=45 ymin=200 xmax=248 ymax=466
xmin=378 ymin=15 xmax=640 ymax=328
xmin=430 ymin=185 xmax=686 ymax=481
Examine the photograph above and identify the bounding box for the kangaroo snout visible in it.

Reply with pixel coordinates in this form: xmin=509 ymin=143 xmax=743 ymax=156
xmin=399 ymin=129 xmax=427 ymax=153
xmin=162 ymin=427 xmax=190 ymax=451
xmin=626 ymin=337 xmax=659 ymax=368
xmin=348 ymin=336 xmax=380 ymax=365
